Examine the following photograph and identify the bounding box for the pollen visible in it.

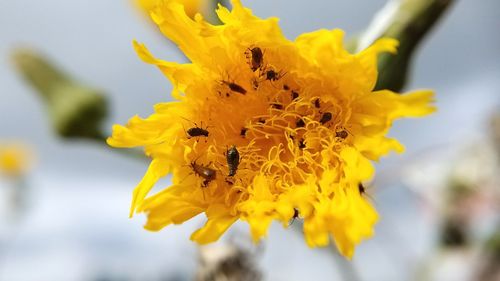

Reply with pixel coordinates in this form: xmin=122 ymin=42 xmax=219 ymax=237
xmin=108 ymin=0 xmax=436 ymax=258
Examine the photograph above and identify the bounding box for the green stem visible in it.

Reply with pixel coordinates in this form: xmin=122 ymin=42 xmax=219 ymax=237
xmin=357 ymin=0 xmax=455 ymax=92
xmin=11 ymin=49 xmax=108 ymax=140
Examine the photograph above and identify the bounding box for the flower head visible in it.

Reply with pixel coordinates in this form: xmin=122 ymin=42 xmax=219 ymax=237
xmin=109 ymin=0 xmax=435 ymax=258
xmin=0 ymin=142 xmax=32 ymax=178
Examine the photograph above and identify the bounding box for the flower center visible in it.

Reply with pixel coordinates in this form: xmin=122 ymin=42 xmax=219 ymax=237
xmin=179 ymin=46 xmax=352 ymax=198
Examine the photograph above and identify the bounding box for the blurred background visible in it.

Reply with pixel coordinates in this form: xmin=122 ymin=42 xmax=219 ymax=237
xmin=0 ymin=0 xmax=499 ymax=280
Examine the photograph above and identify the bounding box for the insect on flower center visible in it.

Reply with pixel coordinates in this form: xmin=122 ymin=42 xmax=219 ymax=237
xmin=182 ymin=45 xmax=351 ymax=194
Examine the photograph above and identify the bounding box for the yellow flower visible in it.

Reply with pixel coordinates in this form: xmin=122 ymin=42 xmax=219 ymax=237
xmin=0 ymin=143 xmax=32 ymax=177
xmin=109 ymin=0 xmax=435 ymax=258
xmin=134 ymin=0 xmax=208 ymax=19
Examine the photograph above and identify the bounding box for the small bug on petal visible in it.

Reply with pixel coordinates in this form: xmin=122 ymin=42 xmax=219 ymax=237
xmin=226 ymin=145 xmax=240 ymax=177
xmin=190 ymin=160 xmax=217 ymax=187
xmin=319 ymin=112 xmax=332 ymax=124
xmin=245 ymin=46 xmax=264 ymax=72
xmin=221 ymin=80 xmax=247 ymax=95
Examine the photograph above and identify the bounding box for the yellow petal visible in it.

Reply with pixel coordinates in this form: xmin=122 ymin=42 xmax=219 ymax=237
xmin=190 ymin=204 xmax=238 ymax=244
xmin=129 ymin=158 xmax=170 ymax=217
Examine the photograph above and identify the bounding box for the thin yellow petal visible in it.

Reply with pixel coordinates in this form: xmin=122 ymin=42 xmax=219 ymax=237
xmin=190 ymin=204 xmax=238 ymax=244
xmin=129 ymin=158 xmax=170 ymax=217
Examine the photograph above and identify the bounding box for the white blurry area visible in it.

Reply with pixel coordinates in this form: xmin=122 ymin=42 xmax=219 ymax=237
xmin=0 ymin=0 xmax=499 ymax=281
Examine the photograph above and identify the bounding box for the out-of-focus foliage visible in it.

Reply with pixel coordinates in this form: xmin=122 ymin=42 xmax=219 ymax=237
xmin=12 ymin=49 xmax=107 ymax=140
xmin=355 ymin=0 xmax=455 ymax=92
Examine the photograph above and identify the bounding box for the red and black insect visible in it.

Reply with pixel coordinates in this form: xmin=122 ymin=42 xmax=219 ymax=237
xmin=313 ymin=98 xmax=321 ymax=109
xmin=296 ymin=118 xmax=305 ymax=128
xmin=289 ymin=208 xmax=300 ymax=225
xmin=240 ymin=127 xmax=248 ymax=137
xmin=358 ymin=183 xmax=366 ymax=195
xmin=245 ymin=47 xmax=264 ymax=72
xmin=335 ymin=129 xmax=348 ymax=139
xmin=187 ymin=126 xmax=209 ymax=138
xmin=264 ymin=68 xmax=285 ymax=81
xmin=319 ymin=112 xmax=332 ymax=124
xmin=183 ymin=120 xmax=210 ymax=139
xmin=270 ymin=103 xmax=284 ymax=110
xmin=226 ymin=145 xmax=240 ymax=177
xmin=190 ymin=160 xmax=217 ymax=187
xmin=222 ymin=80 xmax=247 ymax=95
xmin=358 ymin=183 xmax=375 ymax=201
xmin=298 ymin=139 xmax=306 ymax=149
